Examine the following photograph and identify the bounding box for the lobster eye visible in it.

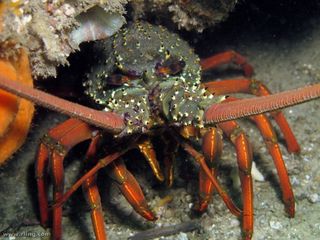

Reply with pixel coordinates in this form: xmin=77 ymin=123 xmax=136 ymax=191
xmin=155 ymin=59 xmax=186 ymax=76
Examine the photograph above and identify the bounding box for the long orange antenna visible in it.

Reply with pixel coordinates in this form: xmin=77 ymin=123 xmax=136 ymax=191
xmin=0 ymin=73 xmax=125 ymax=132
xmin=0 ymin=72 xmax=319 ymax=129
xmin=205 ymin=84 xmax=320 ymax=124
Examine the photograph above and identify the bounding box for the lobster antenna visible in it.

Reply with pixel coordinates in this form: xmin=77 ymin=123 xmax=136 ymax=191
xmin=0 ymin=74 xmax=125 ymax=132
xmin=205 ymin=83 xmax=320 ymax=123
xmin=0 ymin=73 xmax=319 ymax=127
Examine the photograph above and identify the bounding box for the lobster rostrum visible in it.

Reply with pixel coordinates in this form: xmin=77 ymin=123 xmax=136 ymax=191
xmin=0 ymin=21 xmax=319 ymax=240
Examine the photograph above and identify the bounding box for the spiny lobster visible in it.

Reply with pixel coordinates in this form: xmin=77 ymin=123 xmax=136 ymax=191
xmin=0 ymin=22 xmax=319 ymax=240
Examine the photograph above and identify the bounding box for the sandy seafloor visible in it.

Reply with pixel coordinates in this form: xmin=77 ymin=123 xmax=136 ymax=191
xmin=0 ymin=1 xmax=319 ymax=240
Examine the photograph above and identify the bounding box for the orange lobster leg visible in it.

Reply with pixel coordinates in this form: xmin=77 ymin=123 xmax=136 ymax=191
xmin=200 ymin=50 xmax=254 ymax=77
xmin=108 ymin=159 xmax=156 ymax=221
xmin=218 ymin=120 xmax=254 ymax=240
xmin=82 ymin=175 xmax=106 ymax=240
xmin=81 ymin=133 xmax=107 ymax=240
xmin=215 ymin=93 xmax=296 ymax=237
xmin=250 ymin=113 xmax=295 ymax=217
xmin=179 ymin=126 xmax=224 ymax=213
xmin=137 ymin=138 xmax=164 ymax=182
xmin=35 ymin=143 xmax=50 ymax=227
xmin=161 ymin=133 xmax=179 ymax=187
xmin=203 ymin=78 xmax=300 ymax=153
xmin=225 ymin=96 xmax=295 ymax=217
xmin=52 ymin=151 xmax=128 ymax=209
xmin=51 ymin=152 xmax=64 ymax=240
xmin=35 ymin=118 xmax=96 ymax=240
xmin=179 ymin=140 xmax=242 ymax=217
xmin=196 ymin=127 xmax=223 ymax=212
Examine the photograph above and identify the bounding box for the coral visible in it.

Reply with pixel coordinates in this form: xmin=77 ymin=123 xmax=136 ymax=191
xmin=0 ymin=0 xmax=126 ymax=163
xmin=0 ymin=0 xmax=127 ymax=78
xmin=130 ymin=0 xmax=238 ymax=32
xmin=0 ymin=0 xmax=126 ymax=164
xmin=0 ymin=0 xmax=237 ymax=78
xmin=0 ymin=48 xmax=34 ymax=165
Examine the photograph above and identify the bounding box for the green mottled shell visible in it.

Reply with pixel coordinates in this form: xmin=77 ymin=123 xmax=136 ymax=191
xmin=113 ymin=22 xmax=201 ymax=85
xmin=84 ymin=22 xmax=221 ymax=133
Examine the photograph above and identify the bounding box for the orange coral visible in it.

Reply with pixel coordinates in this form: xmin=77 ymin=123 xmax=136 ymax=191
xmin=0 ymin=48 xmax=34 ymax=165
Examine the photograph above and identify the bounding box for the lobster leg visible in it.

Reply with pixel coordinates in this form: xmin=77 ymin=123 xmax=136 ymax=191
xmin=82 ymin=174 xmax=106 ymax=240
xmin=161 ymin=133 xmax=179 ymax=187
xmin=81 ymin=133 xmax=108 ymax=240
xmin=250 ymin=114 xmax=295 ymax=217
xmin=203 ymin=78 xmax=300 ymax=153
xmin=51 ymin=151 xmax=129 ymax=209
xmin=200 ymin=50 xmax=254 ymax=77
xmin=35 ymin=143 xmax=50 ymax=227
xmin=225 ymin=96 xmax=295 ymax=217
xmin=196 ymin=127 xmax=223 ymax=212
xmin=107 ymin=159 xmax=156 ymax=221
xmin=178 ymin=126 xmax=240 ymax=215
xmin=137 ymin=137 xmax=164 ymax=182
xmin=250 ymin=113 xmax=295 ymax=216
xmin=35 ymin=118 xmax=96 ymax=240
xmin=178 ymin=139 xmax=242 ymax=217
xmin=179 ymin=126 xmax=224 ymax=212
xmin=218 ymin=121 xmax=254 ymax=240
xmin=51 ymin=152 xmax=64 ymax=240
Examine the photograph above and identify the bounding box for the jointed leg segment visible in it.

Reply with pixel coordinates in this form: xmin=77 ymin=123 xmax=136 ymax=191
xmin=218 ymin=121 xmax=254 ymax=239
xmin=202 ymin=78 xmax=300 ymax=153
xmin=81 ymin=133 xmax=107 ymax=240
xmin=137 ymin=138 xmax=164 ymax=182
xmin=200 ymin=50 xmax=254 ymax=77
xmin=35 ymin=118 xmax=98 ymax=240
xmin=250 ymin=113 xmax=295 ymax=217
xmin=196 ymin=127 xmax=223 ymax=212
xmin=108 ymin=159 xmax=156 ymax=221
xmin=179 ymin=138 xmax=242 ymax=217
xmin=221 ymin=95 xmax=295 ymax=217
xmin=161 ymin=133 xmax=179 ymax=187
xmin=200 ymin=52 xmax=299 ymax=239
xmin=82 ymin=174 xmax=106 ymax=240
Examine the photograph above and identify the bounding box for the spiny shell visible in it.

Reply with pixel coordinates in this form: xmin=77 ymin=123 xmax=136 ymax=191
xmin=84 ymin=22 xmax=221 ymax=134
